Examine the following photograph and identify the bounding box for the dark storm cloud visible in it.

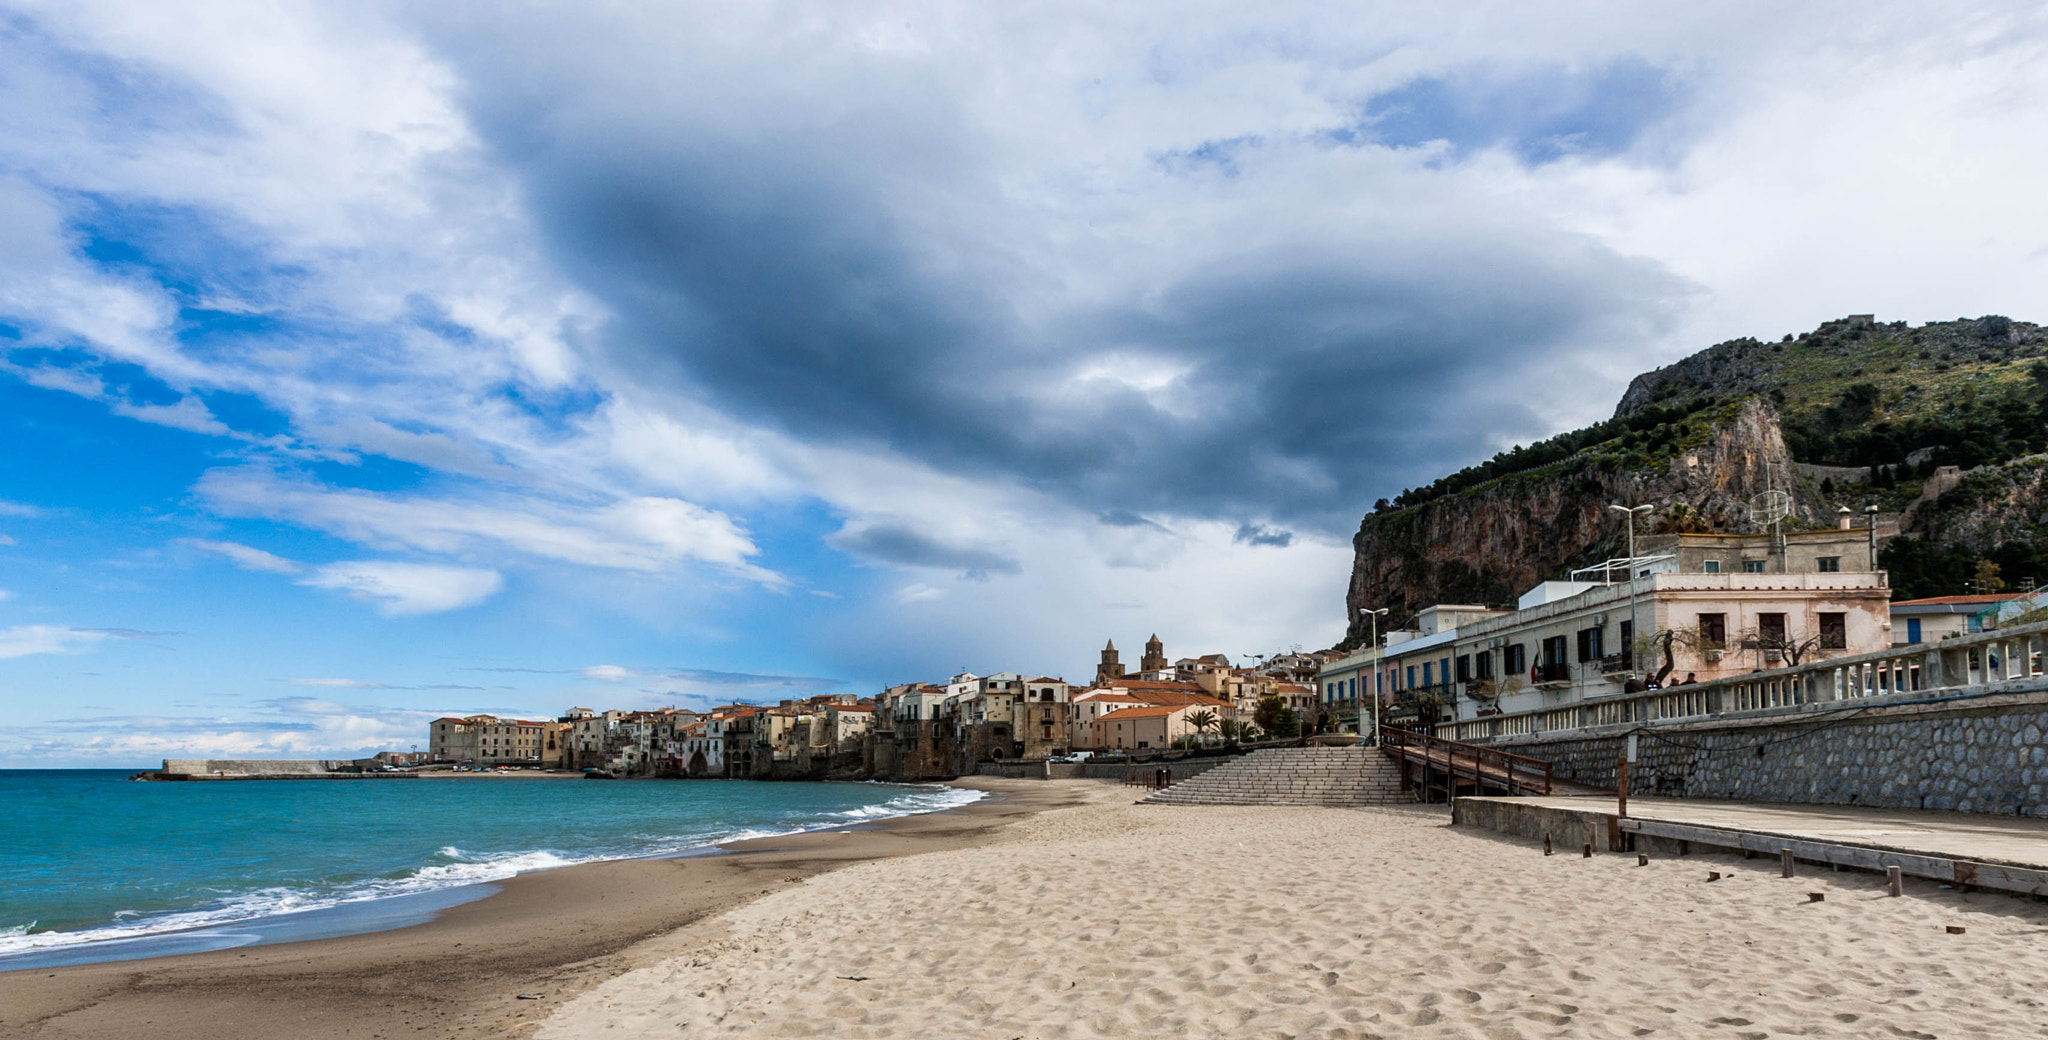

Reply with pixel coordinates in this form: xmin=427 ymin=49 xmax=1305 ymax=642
xmin=827 ymin=524 xmax=1023 ymax=576
xmin=1233 ymin=523 xmax=1293 ymax=548
xmin=418 ymin=7 xmax=1687 ymax=534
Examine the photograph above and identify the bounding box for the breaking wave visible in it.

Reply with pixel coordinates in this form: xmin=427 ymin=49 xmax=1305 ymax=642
xmin=0 ymin=782 xmax=982 ymax=960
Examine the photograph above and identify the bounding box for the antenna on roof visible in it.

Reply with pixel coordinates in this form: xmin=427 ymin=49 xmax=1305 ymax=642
xmin=1748 ymin=458 xmax=1792 ymax=571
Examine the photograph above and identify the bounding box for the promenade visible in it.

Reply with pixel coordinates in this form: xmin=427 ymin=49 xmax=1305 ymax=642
xmin=1457 ymin=794 xmax=2048 ymax=895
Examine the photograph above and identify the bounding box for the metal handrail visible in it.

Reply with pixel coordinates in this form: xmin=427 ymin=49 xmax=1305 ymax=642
xmin=1436 ymin=618 xmax=2048 ymax=744
xmin=1382 ymin=727 xmax=1553 ymax=795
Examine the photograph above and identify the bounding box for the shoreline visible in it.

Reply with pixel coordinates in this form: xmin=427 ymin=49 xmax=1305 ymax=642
xmin=0 ymin=777 xmax=1093 ymax=1040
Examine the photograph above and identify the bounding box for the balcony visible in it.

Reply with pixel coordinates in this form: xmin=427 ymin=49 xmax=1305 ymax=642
xmin=1532 ymin=663 xmax=1571 ymax=689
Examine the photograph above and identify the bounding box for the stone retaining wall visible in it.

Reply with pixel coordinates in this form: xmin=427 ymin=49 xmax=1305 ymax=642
xmin=1483 ymin=691 xmax=2048 ymax=815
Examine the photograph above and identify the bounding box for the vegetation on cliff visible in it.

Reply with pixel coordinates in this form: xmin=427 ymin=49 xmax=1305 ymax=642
xmin=1346 ymin=315 xmax=2048 ymax=646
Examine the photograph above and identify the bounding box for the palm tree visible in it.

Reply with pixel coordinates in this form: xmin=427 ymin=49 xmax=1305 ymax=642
xmin=1185 ymin=710 xmax=1218 ymax=746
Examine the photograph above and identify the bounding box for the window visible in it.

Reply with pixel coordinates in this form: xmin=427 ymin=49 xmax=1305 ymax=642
xmin=1474 ymin=650 xmax=1494 ymax=680
xmin=1704 ymin=560 xmax=1721 ymax=574
xmin=1576 ymin=626 xmax=1604 ymax=662
xmin=1422 ymin=661 xmax=1434 ymax=686
xmin=1455 ymin=655 xmax=1472 ymax=683
xmin=1907 ymin=617 xmax=1922 ymax=644
xmin=1619 ymin=620 xmax=1634 ymax=666
xmin=1758 ymin=612 xmax=1788 ymax=645
xmin=1537 ymin=636 xmax=1570 ymax=682
xmin=1503 ymin=643 xmax=1526 ymax=675
xmin=1817 ymin=556 xmax=1841 ymax=573
xmin=1743 ymin=559 xmax=1767 ymax=573
xmin=1407 ymin=665 xmax=1416 ymax=688
xmin=1698 ymin=613 xmax=1727 ymax=648
xmin=1819 ymin=612 xmax=1847 ymax=650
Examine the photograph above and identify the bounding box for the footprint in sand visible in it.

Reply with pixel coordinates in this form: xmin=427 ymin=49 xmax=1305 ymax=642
xmin=1477 ymin=962 xmax=1507 ymax=974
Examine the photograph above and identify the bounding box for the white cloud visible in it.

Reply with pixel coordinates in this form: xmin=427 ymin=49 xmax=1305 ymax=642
xmin=580 ymin=664 xmax=636 ymax=682
xmin=107 ymin=395 xmax=233 ymax=436
xmin=181 ymin=538 xmax=306 ymax=575
xmin=0 ymin=500 xmax=39 ymax=518
xmin=196 ymin=468 xmax=784 ymax=586
xmin=5 ymin=698 xmax=448 ymax=765
xmin=0 ymin=625 xmax=113 ymax=659
xmin=296 ymin=561 xmax=504 ymax=616
xmin=282 ymin=677 xmax=390 ymax=688
xmin=895 ymin=583 xmax=945 ymax=604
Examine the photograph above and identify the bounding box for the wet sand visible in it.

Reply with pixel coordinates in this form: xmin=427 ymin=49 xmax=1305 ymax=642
xmin=0 ymin=777 xmax=1084 ymax=1040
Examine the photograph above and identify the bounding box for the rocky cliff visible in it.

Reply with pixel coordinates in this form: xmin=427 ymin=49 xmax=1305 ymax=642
xmin=1345 ymin=398 xmax=1802 ymax=643
xmin=1343 ymin=314 xmax=2048 ymax=645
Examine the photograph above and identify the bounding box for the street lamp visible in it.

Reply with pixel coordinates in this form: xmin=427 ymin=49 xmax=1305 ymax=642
xmin=1865 ymin=503 xmax=1881 ymax=571
xmin=1609 ymin=504 xmax=1654 ymax=672
xmin=1360 ymin=607 xmax=1389 ymax=745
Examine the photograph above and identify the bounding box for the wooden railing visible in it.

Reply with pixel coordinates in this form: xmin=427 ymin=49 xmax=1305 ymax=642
xmin=1381 ymin=727 xmax=1553 ymax=797
xmin=1437 ymin=619 xmax=2048 ymax=743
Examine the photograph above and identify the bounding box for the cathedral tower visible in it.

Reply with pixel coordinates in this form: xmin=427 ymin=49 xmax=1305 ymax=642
xmin=1095 ymin=639 xmax=1123 ymax=686
xmin=1141 ymin=633 xmax=1167 ymax=674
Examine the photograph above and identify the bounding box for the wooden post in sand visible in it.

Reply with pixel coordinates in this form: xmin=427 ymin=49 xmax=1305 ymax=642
xmin=1887 ymin=866 xmax=1903 ymax=897
xmin=1781 ymin=849 xmax=1794 ymax=878
xmin=1616 ymin=757 xmax=1629 ymax=818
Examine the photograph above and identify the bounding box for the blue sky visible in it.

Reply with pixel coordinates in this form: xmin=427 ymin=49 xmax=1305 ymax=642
xmin=5 ymin=2 xmax=2048 ymax=765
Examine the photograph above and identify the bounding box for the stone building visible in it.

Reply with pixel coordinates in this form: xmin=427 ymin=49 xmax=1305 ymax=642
xmin=1094 ymin=640 xmax=1123 ymax=686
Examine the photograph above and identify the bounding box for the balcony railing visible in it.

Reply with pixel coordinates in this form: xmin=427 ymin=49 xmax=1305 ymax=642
xmin=1437 ymin=619 xmax=2048 ymax=743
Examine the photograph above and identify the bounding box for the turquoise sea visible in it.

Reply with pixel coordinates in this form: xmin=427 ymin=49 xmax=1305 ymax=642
xmin=0 ymin=770 xmax=977 ymax=970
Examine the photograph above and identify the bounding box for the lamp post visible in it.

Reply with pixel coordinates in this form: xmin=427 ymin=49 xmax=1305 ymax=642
xmin=1865 ymin=503 xmax=1881 ymax=571
xmin=1609 ymin=504 xmax=1654 ymax=671
xmin=1360 ymin=607 xmax=1389 ymax=744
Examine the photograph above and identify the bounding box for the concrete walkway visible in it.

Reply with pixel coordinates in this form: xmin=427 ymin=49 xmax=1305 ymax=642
xmin=1500 ymin=795 xmax=2048 ymax=870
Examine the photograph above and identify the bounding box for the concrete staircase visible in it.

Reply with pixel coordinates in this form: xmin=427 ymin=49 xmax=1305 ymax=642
xmin=1140 ymin=747 xmax=1415 ymax=807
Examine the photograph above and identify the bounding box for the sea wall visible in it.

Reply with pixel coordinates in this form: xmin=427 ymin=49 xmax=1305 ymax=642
xmin=1482 ymin=689 xmax=2048 ymax=815
xmin=972 ymin=757 xmax=1233 ymax=783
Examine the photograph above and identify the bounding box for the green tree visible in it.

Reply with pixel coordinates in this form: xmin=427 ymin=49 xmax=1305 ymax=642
xmin=1184 ymin=709 xmax=1218 ymax=746
xmin=1253 ymin=696 xmax=1296 ymax=739
xmin=1974 ymin=558 xmax=2006 ymax=593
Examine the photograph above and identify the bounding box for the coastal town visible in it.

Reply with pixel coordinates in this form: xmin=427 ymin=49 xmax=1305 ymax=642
xmin=424 ymin=519 xmax=2040 ymax=792
xmin=426 ymin=633 xmax=1323 ymax=780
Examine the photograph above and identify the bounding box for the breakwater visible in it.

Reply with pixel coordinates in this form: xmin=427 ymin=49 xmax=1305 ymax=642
xmin=146 ymin=759 xmax=416 ymax=780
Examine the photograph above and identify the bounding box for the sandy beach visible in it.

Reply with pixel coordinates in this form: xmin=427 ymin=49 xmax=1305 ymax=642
xmin=10 ymin=779 xmax=2047 ymax=1039
xmin=0 ymin=778 xmax=1081 ymax=1040
xmin=540 ymin=784 xmax=2048 ymax=1039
